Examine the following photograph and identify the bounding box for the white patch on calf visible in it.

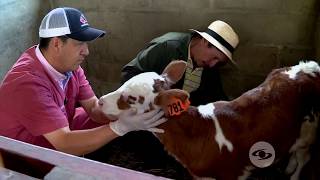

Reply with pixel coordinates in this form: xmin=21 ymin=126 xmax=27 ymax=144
xmin=283 ymin=61 xmax=320 ymax=79
xmin=198 ymin=103 xmax=214 ymax=117
xmin=99 ymin=91 xmax=122 ymax=116
xmin=100 ymin=72 xmax=163 ymax=116
xmin=121 ymin=80 xmax=156 ymax=114
xmin=198 ymin=103 xmax=233 ymax=152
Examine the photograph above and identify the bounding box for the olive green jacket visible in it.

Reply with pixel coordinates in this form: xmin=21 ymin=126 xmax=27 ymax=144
xmin=121 ymin=32 xmax=228 ymax=106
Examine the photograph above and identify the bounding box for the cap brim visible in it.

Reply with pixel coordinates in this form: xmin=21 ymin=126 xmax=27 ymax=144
xmin=189 ymin=29 xmax=236 ymax=65
xmin=67 ymin=27 xmax=106 ymax=42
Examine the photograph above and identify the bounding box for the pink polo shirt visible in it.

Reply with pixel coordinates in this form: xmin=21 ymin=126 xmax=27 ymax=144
xmin=35 ymin=45 xmax=70 ymax=91
xmin=0 ymin=46 xmax=95 ymax=149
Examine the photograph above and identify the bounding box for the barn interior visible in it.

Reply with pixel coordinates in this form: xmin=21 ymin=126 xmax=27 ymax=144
xmin=0 ymin=0 xmax=320 ymax=179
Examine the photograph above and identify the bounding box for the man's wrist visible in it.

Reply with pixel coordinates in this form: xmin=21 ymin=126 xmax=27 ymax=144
xmin=109 ymin=122 xmax=126 ymax=136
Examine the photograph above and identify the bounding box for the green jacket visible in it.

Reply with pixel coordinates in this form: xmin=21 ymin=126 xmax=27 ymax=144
xmin=121 ymin=32 xmax=228 ymax=106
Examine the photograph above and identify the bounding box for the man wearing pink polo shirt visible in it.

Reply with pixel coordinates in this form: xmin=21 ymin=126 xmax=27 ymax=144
xmin=0 ymin=7 xmax=166 ymax=156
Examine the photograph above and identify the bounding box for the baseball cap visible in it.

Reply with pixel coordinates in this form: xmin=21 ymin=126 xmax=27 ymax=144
xmin=39 ymin=7 xmax=105 ymax=41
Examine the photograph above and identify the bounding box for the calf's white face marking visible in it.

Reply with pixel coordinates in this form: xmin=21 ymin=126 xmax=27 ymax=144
xmin=99 ymin=72 xmax=164 ymax=117
xmin=198 ymin=103 xmax=233 ymax=152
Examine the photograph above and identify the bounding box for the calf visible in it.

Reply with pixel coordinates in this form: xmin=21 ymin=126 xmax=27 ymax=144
xmin=99 ymin=60 xmax=320 ymax=179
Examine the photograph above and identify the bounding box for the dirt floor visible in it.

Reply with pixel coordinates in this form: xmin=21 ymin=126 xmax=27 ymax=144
xmin=85 ymin=131 xmax=193 ymax=179
xmin=84 ymin=131 xmax=320 ymax=180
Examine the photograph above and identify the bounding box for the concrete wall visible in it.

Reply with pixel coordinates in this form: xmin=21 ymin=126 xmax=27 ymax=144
xmin=0 ymin=0 xmax=51 ymax=80
xmin=50 ymin=0 xmax=320 ymax=98
xmin=0 ymin=1 xmax=319 ymax=178
xmin=316 ymin=15 xmax=320 ymax=59
xmin=0 ymin=0 xmax=319 ymax=99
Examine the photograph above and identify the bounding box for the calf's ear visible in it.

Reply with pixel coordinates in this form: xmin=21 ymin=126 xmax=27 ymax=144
xmin=154 ymin=89 xmax=189 ymax=105
xmin=161 ymin=60 xmax=187 ymax=85
xmin=154 ymin=89 xmax=190 ymax=116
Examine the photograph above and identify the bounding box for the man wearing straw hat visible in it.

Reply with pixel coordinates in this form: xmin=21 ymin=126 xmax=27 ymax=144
xmin=122 ymin=20 xmax=239 ymax=106
xmin=113 ymin=21 xmax=239 ymax=177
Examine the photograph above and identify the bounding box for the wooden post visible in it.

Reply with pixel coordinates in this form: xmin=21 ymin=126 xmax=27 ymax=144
xmin=0 ymin=152 xmax=3 ymax=168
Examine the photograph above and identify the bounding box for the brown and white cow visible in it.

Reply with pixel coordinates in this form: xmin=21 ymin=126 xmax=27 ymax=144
xmin=99 ymin=60 xmax=320 ymax=180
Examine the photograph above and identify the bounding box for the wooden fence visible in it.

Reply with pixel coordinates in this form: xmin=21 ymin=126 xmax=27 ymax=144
xmin=0 ymin=136 xmax=170 ymax=180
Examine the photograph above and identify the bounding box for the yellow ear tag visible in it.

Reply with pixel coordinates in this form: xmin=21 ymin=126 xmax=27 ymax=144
xmin=167 ymin=98 xmax=190 ymax=116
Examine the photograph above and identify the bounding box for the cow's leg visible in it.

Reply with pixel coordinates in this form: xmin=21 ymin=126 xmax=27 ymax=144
xmin=286 ymin=110 xmax=319 ymax=180
xmin=238 ymin=166 xmax=254 ymax=180
xmin=290 ymin=148 xmax=310 ymax=180
xmin=195 ymin=177 xmax=216 ymax=180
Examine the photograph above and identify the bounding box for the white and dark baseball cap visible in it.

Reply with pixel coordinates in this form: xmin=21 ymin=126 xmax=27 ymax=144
xmin=39 ymin=7 xmax=105 ymax=41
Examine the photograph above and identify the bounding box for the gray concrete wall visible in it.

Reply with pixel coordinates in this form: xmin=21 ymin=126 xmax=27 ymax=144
xmin=0 ymin=1 xmax=319 ymax=178
xmin=316 ymin=15 xmax=320 ymax=59
xmin=1 ymin=0 xmax=319 ymax=99
xmin=50 ymin=0 xmax=320 ymax=98
xmin=0 ymin=0 xmax=51 ymax=80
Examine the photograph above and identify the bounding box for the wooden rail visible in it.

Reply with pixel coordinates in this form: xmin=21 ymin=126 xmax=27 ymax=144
xmin=0 ymin=136 xmax=170 ymax=180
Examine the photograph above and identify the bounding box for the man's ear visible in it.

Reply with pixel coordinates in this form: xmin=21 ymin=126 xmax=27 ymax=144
xmin=161 ymin=60 xmax=187 ymax=86
xmin=50 ymin=37 xmax=65 ymax=52
xmin=52 ymin=37 xmax=59 ymax=46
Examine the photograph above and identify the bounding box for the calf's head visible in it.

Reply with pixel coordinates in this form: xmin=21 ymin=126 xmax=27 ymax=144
xmin=99 ymin=60 xmax=189 ymax=119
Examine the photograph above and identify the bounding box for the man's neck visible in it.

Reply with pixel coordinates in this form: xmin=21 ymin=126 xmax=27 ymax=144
xmin=40 ymin=47 xmax=64 ymax=74
xmin=189 ymin=37 xmax=201 ymax=69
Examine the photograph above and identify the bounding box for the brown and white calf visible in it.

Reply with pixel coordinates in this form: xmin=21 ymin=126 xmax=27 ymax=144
xmin=99 ymin=60 xmax=320 ymax=180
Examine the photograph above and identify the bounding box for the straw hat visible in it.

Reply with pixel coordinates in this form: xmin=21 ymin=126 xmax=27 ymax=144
xmin=190 ymin=20 xmax=239 ymax=64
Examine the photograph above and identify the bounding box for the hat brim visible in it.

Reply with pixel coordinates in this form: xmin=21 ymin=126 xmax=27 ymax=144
xmin=67 ymin=27 xmax=106 ymax=42
xmin=190 ymin=29 xmax=236 ymax=65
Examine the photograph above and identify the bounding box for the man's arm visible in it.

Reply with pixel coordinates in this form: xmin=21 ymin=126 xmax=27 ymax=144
xmin=43 ymin=125 xmax=118 ymax=156
xmin=79 ymin=96 xmax=111 ymax=124
xmin=44 ymin=109 xmax=166 ymax=156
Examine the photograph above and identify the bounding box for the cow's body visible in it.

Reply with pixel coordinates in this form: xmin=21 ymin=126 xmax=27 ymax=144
xmin=99 ymin=61 xmax=320 ymax=179
xmin=156 ymin=66 xmax=320 ymax=179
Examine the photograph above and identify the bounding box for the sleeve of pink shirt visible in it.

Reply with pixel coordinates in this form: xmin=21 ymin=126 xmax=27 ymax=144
xmin=13 ymin=75 xmax=69 ymax=136
xmin=76 ymin=66 xmax=95 ymax=101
